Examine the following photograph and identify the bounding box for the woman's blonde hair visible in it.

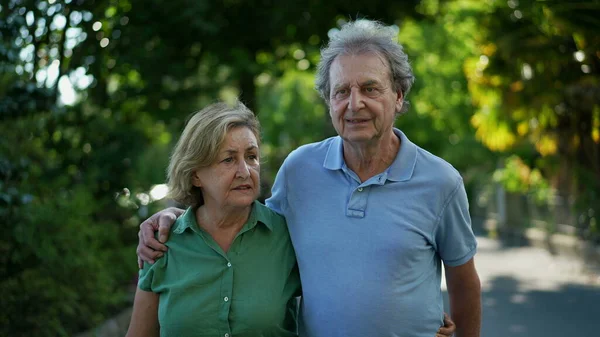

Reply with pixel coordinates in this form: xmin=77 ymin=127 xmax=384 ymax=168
xmin=167 ymin=100 xmax=260 ymax=207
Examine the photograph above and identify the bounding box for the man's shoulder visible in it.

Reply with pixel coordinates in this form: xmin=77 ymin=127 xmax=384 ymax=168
xmin=415 ymin=146 xmax=459 ymax=174
xmin=414 ymin=145 xmax=463 ymax=190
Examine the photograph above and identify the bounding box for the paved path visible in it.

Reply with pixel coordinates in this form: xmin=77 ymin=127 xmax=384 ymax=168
xmin=443 ymin=236 xmax=600 ymax=337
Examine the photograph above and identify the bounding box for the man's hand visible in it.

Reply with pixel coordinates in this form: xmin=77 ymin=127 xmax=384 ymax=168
xmin=137 ymin=207 xmax=184 ymax=268
xmin=437 ymin=312 xmax=456 ymax=337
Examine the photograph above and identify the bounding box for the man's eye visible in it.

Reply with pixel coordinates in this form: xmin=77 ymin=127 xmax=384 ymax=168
xmin=335 ymin=89 xmax=348 ymax=96
xmin=365 ymin=87 xmax=376 ymax=92
xmin=248 ymin=155 xmax=258 ymax=160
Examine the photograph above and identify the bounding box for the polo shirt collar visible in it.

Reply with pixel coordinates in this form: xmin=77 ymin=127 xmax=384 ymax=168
xmin=173 ymin=200 xmax=273 ymax=235
xmin=323 ymin=135 xmax=345 ymax=170
xmin=387 ymin=128 xmax=417 ymax=182
xmin=322 ymin=128 xmax=417 ymax=182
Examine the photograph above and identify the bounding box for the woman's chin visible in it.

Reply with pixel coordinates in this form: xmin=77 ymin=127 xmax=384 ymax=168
xmin=228 ymin=195 xmax=258 ymax=208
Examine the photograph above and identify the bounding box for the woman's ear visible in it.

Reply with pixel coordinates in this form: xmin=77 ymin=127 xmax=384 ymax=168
xmin=191 ymin=170 xmax=202 ymax=188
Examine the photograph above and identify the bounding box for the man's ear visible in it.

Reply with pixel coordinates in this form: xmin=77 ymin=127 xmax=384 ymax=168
xmin=191 ymin=170 xmax=202 ymax=188
xmin=395 ymin=89 xmax=404 ymax=113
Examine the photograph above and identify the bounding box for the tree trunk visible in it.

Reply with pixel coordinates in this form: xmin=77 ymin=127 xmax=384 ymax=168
xmin=239 ymin=68 xmax=256 ymax=114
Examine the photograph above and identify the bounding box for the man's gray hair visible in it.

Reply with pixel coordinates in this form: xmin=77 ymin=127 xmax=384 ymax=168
xmin=315 ymin=19 xmax=415 ymax=115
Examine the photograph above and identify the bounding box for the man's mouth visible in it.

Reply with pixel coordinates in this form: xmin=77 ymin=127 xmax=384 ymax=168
xmin=233 ymin=185 xmax=252 ymax=190
xmin=346 ymin=118 xmax=369 ymax=124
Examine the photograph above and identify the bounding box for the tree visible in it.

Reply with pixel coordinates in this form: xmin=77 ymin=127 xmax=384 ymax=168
xmin=1 ymin=1 xmax=426 ymax=335
xmin=466 ymin=0 xmax=600 ymax=239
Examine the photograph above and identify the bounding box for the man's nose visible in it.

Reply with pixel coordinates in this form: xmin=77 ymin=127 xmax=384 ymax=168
xmin=348 ymin=89 xmax=365 ymax=111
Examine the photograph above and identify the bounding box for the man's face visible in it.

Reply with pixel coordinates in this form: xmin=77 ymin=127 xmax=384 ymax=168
xmin=328 ymin=53 xmax=402 ymax=145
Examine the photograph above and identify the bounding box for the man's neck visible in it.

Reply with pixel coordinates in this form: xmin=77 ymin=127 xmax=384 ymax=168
xmin=342 ymin=130 xmax=400 ymax=182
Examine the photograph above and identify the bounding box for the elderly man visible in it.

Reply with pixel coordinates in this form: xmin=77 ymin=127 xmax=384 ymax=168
xmin=138 ymin=19 xmax=481 ymax=337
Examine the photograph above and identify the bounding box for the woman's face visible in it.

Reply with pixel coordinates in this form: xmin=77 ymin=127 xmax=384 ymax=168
xmin=192 ymin=126 xmax=260 ymax=210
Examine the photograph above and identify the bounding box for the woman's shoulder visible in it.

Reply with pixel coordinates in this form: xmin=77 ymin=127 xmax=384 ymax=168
xmin=170 ymin=206 xmax=197 ymax=233
xmin=253 ymin=201 xmax=287 ymax=228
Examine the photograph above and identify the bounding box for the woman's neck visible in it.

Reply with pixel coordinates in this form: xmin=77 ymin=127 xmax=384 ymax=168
xmin=194 ymin=203 xmax=252 ymax=252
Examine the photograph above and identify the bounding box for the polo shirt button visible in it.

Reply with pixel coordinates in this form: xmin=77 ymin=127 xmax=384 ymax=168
xmin=357 ymin=187 xmax=363 ymax=192
xmin=227 ymin=262 xmax=232 ymax=267
xmin=225 ymin=334 xmax=230 ymax=337
xmin=224 ymin=296 xmax=229 ymax=302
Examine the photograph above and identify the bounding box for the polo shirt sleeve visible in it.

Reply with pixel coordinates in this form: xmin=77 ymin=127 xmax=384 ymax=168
xmin=434 ymin=177 xmax=477 ymax=267
xmin=266 ymin=160 xmax=289 ymax=215
xmin=138 ymin=252 xmax=167 ymax=292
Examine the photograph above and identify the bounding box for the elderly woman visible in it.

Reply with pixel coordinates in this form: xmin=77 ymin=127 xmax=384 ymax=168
xmin=126 ymin=100 xmax=300 ymax=337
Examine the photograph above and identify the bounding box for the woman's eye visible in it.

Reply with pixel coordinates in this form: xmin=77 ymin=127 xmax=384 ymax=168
xmin=222 ymin=157 xmax=233 ymax=163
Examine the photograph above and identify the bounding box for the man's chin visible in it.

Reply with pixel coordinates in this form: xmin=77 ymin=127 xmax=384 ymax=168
xmin=340 ymin=132 xmax=378 ymax=144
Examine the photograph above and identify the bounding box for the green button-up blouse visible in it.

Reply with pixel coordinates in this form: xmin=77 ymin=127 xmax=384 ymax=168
xmin=138 ymin=201 xmax=301 ymax=337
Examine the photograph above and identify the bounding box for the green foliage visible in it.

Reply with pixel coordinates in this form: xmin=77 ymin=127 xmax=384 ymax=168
xmin=395 ymin=2 xmax=499 ymax=200
xmin=0 ymin=1 xmax=424 ymax=335
xmin=1 ymin=2 xmax=158 ymax=335
xmin=1 ymin=187 xmax=136 ymax=337
xmin=493 ymin=155 xmax=552 ymax=204
xmin=0 ymin=111 xmax=143 ymax=336
xmin=2 ymin=0 xmax=600 ymax=334
xmin=257 ymin=69 xmax=336 ymax=186
xmin=464 ymin=0 xmax=600 ymax=238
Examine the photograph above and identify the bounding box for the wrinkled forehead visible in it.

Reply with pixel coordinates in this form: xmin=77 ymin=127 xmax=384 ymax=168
xmin=225 ymin=124 xmax=260 ymax=143
xmin=217 ymin=126 xmax=260 ymax=153
xmin=329 ymin=52 xmax=392 ymax=85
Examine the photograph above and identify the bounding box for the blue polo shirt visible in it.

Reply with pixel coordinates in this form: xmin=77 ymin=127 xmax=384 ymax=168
xmin=266 ymin=128 xmax=477 ymax=337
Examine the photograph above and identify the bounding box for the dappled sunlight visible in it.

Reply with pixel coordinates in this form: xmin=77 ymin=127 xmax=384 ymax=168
xmin=149 ymin=184 xmax=169 ymax=201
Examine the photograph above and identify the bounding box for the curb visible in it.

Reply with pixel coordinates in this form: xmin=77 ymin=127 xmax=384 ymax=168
xmin=480 ymin=217 xmax=600 ymax=270
xmin=74 ymin=307 xmax=133 ymax=337
xmin=524 ymin=227 xmax=600 ymax=267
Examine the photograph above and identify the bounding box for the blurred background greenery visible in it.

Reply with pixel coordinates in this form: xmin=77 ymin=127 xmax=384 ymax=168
xmin=1 ymin=0 xmax=599 ymax=336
